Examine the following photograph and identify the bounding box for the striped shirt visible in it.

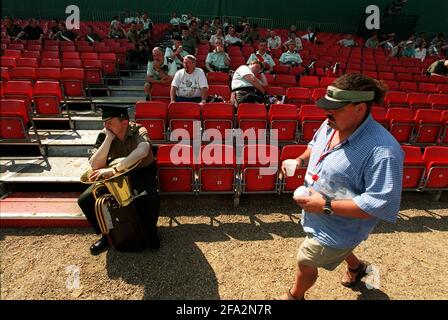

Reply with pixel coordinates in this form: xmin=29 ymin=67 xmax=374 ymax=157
xmin=302 ymin=115 xmax=404 ymax=249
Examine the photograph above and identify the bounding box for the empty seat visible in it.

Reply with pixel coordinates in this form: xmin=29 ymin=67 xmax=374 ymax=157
xmin=268 ymin=104 xmax=298 ymax=142
xmin=421 ymin=146 xmax=448 ymax=190
xmin=41 ymin=51 xmax=60 ymax=59
xmin=407 ymin=93 xmax=430 ymax=110
xmin=319 ymin=77 xmax=336 ymax=88
xmin=1 ymin=68 xmax=10 ymax=81
xmin=82 ymin=59 xmax=103 ymax=85
xmin=241 ymin=144 xmax=280 ymax=193
xmin=276 ymin=74 xmax=297 ymax=87
xmin=168 ymin=102 xmax=202 ymax=141
xmin=298 ymin=76 xmax=319 ymax=88
xmin=156 ymin=144 xmax=196 ymax=193
xmin=286 ymin=87 xmax=311 ymax=110
xmin=384 ymin=91 xmax=408 ymax=108
xmin=208 ymin=84 xmax=231 ymax=101
xmin=412 ymin=109 xmax=443 ymax=145
xmin=419 ymin=83 xmax=439 ymax=94
xmin=386 ymin=107 xmax=415 ymax=143
xmin=428 ymin=94 xmax=448 ymax=110
xmin=1 ymin=56 xmax=17 ymax=69
xmin=237 ymin=103 xmax=268 ymax=141
xmin=3 ymin=80 xmax=34 ymax=107
xmin=33 ymin=81 xmax=64 ymax=115
xmin=202 ymin=103 xmax=234 ymax=139
xmin=98 ymin=53 xmax=117 ymax=75
xmin=439 ymin=111 xmax=448 ymax=145
xmin=62 ymin=59 xmax=83 ymax=68
xmin=265 ymin=86 xmax=286 ymax=96
xmin=135 ymin=101 xmax=168 ymax=142
xmin=80 ymin=52 xmax=99 ymax=61
xmin=378 ymin=72 xmax=395 ymax=80
xmin=22 ymin=51 xmax=41 ymax=59
xmin=399 ymin=81 xmax=418 ymax=92
xmin=311 ymin=88 xmax=326 ymax=103
xmin=199 ymin=144 xmax=236 ymax=193
xmin=401 ymin=146 xmax=425 ymax=190
xmin=150 ymin=83 xmax=171 ymax=103
xmin=16 ymin=58 xmax=38 ymax=68
xmin=298 ymin=105 xmax=326 ymax=143
xmin=36 ymin=67 xmax=61 ymax=81
xmin=61 ymin=68 xmax=88 ymax=100
xmin=0 ymin=99 xmax=31 ymax=139
xmin=280 ymin=144 xmax=308 ymax=193
xmin=207 ymin=72 xmax=229 ymax=85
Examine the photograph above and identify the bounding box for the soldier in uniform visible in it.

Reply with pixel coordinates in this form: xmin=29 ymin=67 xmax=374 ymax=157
xmin=78 ymin=105 xmax=160 ymax=255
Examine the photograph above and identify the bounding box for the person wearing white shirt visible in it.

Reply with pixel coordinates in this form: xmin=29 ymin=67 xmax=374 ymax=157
xmin=414 ymin=42 xmax=428 ymax=61
xmin=210 ymin=28 xmax=225 ymax=46
xmin=337 ymin=34 xmax=357 ymax=47
xmin=144 ymin=47 xmax=178 ymax=101
xmin=171 ymin=55 xmax=209 ymax=103
xmin=283 ymin=31 xmax=303 ymax=51
xmin=246 ymin=39 xmax=276 ymax=73
xmin=225 ymin=26 xmax=243 ymax=48
xmin=267 ymin=30 xmax=282 ymax=50
xmin=279 ymin=42 xmax=303 ymax=66
xmin=206 ymin=38 xmax=231 ymax=72
xmin=231 ymin=60 xmax=268 ymax=105
xmin=165 ymin=35 xmax=189 ymax=69
xmin=302 ymin=27 xmax=318 ymax=43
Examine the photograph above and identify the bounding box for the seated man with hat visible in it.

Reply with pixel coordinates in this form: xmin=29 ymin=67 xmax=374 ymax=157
xmin=78 ymin=105 xmax=160 ymax=255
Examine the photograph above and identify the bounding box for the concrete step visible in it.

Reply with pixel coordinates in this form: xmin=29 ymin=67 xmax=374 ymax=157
xmin=108 ymin=86 xmax=144 ymax=97
xmin=120 ymin=69 xmax=147 ymax=80
xmin=121 ymin=78 xmax=146 ymax=86
xmin=92 ymin=96 xmax=145 ymax=105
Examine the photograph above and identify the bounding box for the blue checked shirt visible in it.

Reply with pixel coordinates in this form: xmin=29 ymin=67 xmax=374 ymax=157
xmin=302 ymin=115 xmax=404 ymax=249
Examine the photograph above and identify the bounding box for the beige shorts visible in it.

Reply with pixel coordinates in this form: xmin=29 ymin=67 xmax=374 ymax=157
xmin=297 ymin=235 xmax=357 ymax=271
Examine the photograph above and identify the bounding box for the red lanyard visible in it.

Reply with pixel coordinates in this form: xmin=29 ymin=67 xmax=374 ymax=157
xmin=316 ymin=130 xmax=337 ymax=166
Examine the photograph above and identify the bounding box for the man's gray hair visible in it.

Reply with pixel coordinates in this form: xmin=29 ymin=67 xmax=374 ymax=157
xmin=184 ymin=55 xmax=197 ymax=62
xmin=152 ymin=47 xmax=164 ymax=54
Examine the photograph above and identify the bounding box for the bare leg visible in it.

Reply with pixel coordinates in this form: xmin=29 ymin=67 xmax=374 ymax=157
xmin=279 ymin=263 xmax=318 ymax=300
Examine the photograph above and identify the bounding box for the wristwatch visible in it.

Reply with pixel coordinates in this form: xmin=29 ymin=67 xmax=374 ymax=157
xmin=323 ymin=198 xmax=334 ymax=215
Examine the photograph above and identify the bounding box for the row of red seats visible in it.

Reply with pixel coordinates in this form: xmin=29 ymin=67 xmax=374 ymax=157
xmin=134 ymin=101 xmax=448 ymax=145
xmin=155 ymin=143 xmax=448 ymax=194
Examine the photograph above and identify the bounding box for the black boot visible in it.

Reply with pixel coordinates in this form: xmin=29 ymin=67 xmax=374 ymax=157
xmin=89 ymin=234 xmax=110 ymax=255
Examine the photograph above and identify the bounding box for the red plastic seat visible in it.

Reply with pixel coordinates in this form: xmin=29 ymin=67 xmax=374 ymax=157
xmin=150 ymin=83 xmax=171 ymax=103
xmin=3 ymin=49 xmax=22 ymax=58
xmin=242 ymin=144 xmax=280 ymax=193
xmin=61 ymin=68 xmax=87 ymax=98
xmin=421 ymin=146 xmax=448 ymax=190
xmin=168 ymin=102 xmax=202 ymax=141
xmin=41 ymin=51 xmax=60 ymax=59
xmin=36 ymin=67 xmax=61 ymax=81
xmin=83 ymin=59 xmax=103 ymax=84
xmin=407 ymin=93 xmax=430 ymax=110
xmin=428 ymin=94 xmax=448 ymax=110
xmin=401 ymin=146 xmax=425 ymax=190
xmin=62 ymin=59 xmax=83 ymax=68
xmin=276 ymin=74 xmax=297 ymax=87
xmin=208 ymin=84 xmax=231 ymax=101
xmin=62 ymin=52 xmax=81 ymax=60
xmin=378 ymin=72 xmax=395 ymax=80
xmin=80 ymin=52 xmax=99 ymax=61
xmin=412 ymin=109 xmax=443 ymax=145
xmin=0 ymin=99 xmax=31 ymax=139
xmin=386 ymin=107 xmax=415 ymax=143
xmin=311 ymin=88 xmax=326 ymax=103
xmin=199 ymin=144 xmax=236 ymax=193
xmin=268 ymin=104 xmax=298 ymax=142
xmin=33 ymin=81 xmax=63 ymax=115
xmin=237 ymin=103 xmax=268 ymax=140
xmin=98 ymin=53 xmax=117 ymax=75
xmin=286 ymin=87 xmax=311 ymax=110
xmin=135 ymin=101 xmax=168 ymax=142
xmin=319 ymin=77 xmax=336 ymax=88
xmin=22 ymin=51 xmax=41 ymax=59
xmin=266 ymin=86 xmax=286 ymax=96
xmin=419 ymin=83 xmax=439 ymax=94
xmin=1 ymin=57 xmax=17 ymax=69
xmin=298 ymin=105 xmax=326 ymax=143
xmin=207 ymin=72 xmax=229 ymax=85
xmin=396 ymin=73 xmax=413 ymax=82
xmin=298 ymin=76 xmax=319 ymax=88
xmin=202 ymin=103 xmax=234 ymax=139
xmin=1 ymin=68 xmax=10 ymax=81
xmin=439 ymin=111 xmax=448 ymax=145
xmin=438 ymin=84 xmax=448 ymax=94
xmin=399 ymin=81 xmax=418 ymax=92
xmin=156 ymin=144 xmax=196 ymax=193
xmin=280 ymin=144 xmax=308 ymax=193
xmin=384 ymin=91 xmax=408 ymax=108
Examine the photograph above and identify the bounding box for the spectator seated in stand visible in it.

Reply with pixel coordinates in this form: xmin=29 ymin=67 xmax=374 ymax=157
xmin=247 ymin=39 xmax=276 ymax=74
xmin=144 ymin=47 xmax=178 ymax=101
xmin=337 ymin=34 xmax=358 ymax=47
xmin=224 ymin=26 xmax=243 ymax=49
xmin=283 ymin=31 xmax=303 ymax=51
xmin=206 ymin=38 xmax=231 ymax=73
xmin=165 ymin=35 xmax=190 ymax=70
xmin=279 ymin=42 xmax=303 ymax=67
xmin=426 ymin=59 xmax=448 ymax=78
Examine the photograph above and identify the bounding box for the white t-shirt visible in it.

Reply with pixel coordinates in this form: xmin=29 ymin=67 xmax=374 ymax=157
xmin=231 ymin=65 xmax=255 ymax=90
xmin=172 ymin=68 xmax=209 ymax=98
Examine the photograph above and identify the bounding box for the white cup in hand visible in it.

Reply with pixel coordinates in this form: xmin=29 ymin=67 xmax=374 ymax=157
xmin=294 ymin=186 xmax=310 ymax=197
xmin=283 ymin=159 xmax=298 ymax=177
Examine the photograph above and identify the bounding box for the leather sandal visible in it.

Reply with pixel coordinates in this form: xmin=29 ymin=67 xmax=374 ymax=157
xmin=275 ymin=288 xmax=305 ymax=300
xmin=341 ymin=261 xmax=368 ymax=287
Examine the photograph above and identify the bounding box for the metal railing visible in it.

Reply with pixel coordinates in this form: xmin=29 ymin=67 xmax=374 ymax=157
xmin=295 ymin=20 xmax=358 ymax=34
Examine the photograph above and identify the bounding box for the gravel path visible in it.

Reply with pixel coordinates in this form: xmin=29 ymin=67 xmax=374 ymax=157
xmin=1 ymin=192 xmax=447 ymax=300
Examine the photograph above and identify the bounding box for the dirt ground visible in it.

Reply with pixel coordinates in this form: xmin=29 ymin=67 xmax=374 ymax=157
xmin=1 ymin=191 xmax=447 ymax=300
